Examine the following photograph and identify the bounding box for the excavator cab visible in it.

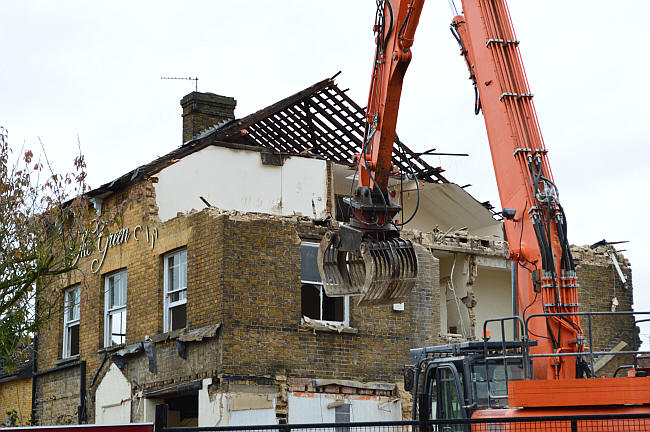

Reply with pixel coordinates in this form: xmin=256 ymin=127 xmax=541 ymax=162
xmin=317 ymin=186 xmax=418 ymax=306
xmin=408 ymin=341 xmax=535 ymax=420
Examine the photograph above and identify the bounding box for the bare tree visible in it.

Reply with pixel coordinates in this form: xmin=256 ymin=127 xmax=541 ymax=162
xmin=0 ymin=127 xmax=92 ymax=368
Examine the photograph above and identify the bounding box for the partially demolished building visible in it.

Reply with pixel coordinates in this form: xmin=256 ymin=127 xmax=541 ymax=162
xmin=31 ymin=77 xmax=636 ymax=426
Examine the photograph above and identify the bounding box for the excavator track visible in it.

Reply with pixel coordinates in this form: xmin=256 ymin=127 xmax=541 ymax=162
xmin=317 ymin=231 xmax=418 ymax=305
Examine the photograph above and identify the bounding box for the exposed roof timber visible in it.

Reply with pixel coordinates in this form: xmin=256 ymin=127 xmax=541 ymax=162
xmin=205 ymin=78 xmax=448 ymax=183
xmin=88 ymin=76 xmax=448 ymax=198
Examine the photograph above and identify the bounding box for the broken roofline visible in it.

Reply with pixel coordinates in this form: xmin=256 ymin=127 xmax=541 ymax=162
xmin=86 ymin=74 xmax=448 ymax=200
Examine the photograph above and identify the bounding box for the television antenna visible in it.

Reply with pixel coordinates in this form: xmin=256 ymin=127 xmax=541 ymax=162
xmin=161 ymin=76 xmax=199 ymax=92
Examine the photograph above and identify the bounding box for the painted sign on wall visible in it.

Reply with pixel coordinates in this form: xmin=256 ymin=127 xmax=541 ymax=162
xmin=73 ymin=219 xmax=159 ymax=273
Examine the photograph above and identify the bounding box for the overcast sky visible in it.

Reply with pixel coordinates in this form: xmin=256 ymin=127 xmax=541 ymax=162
xmin=2 ymin=1 xmax=649 ymax=344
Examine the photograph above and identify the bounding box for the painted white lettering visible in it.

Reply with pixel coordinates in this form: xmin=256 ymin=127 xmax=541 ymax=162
xmin=133 ymin=225 xmax=142 ymax=241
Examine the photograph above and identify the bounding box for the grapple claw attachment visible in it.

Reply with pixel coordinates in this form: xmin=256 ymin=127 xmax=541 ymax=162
xmin=317 ymin=231 xmax=418 ymax=306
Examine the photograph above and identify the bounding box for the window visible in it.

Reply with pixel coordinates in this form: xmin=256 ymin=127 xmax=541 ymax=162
xmin=164 ymin=249 xmax=187 ymax=332
xmin=62 ymin=285 xmax=80 ymax=358
xmin=300 ymin=242 xmax=349 ymax=326
xmin=104 ymin=269 xmax=127 ymax=347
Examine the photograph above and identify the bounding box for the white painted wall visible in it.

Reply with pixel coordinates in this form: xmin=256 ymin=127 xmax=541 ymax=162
xmin=198 ymin=378 xmax=219 ymax=426
xmin=288 ymin=392 xmax=401 ymax=423
xmin=439 ymin=255 xmax=513 ymax=341
xmin=440 ymin=254 xmax=472 ymax=338
xmin=228 ymin=405 xmax=276 ymax=426
xmin=331 ymin=164 xmax=502 ymax=238
xmin=154 ymin=146 xmax=328 ymax=221
xmin=197 ymin=386 xmax=277 ymax=426
xmin=397 ymin=183 xmax=502 ymax=238
xmin=142 ymin=397 xmax=163 ymax=423
xmin=95 ymin=363 xmax=132 ymax=424
xmin=474 ymin=267 xmax=513 ymax=341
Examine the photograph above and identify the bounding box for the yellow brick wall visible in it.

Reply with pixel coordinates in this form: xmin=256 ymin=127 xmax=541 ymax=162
xmin=0 ymin=377 xmax=32 ymax=426
xmin=218 ymin=217 xmax=441 ymax=382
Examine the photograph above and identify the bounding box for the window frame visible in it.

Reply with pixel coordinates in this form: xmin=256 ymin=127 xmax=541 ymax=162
xmin=163 ymin=248 xmax=188 ymax=332
xmin=104 ymin=269 xmax=127 ymax=347
xmin=300 ymin=242 xmax=350 ymax=327
xmin=62 ymin=284 xmax=81 ymax=358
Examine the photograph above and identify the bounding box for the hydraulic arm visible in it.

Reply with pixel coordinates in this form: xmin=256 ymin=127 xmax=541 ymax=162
xmin=452 ymin=0 xmax=583 ymax=380
xmin=318 ymin=0 xmax=424 ymax=305
xmin=320 ymin=0 xmax=586 ymax=379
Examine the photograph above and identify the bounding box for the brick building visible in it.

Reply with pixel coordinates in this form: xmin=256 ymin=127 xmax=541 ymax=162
xmin=29 ymin=77 xmax=638 ymax=426
xmin=0 ymin=358 xmax=32 ymax=426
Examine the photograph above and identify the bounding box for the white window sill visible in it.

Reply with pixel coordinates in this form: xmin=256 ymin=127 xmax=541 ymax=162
xmin=300 ymin=317 xmax=358 ymax=334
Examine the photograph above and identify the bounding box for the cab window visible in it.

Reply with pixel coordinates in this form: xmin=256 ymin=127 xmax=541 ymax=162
xmin=424 ymin=364 xmax=465 ymax=421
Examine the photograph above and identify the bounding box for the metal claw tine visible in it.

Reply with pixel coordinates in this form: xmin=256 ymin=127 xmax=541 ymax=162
xmin=320 ymin=233 xmax=418 ymax=305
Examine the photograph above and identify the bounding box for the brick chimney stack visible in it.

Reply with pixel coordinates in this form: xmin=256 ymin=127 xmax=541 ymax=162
xmin=180 ymin=92 xmax=236 ymax=143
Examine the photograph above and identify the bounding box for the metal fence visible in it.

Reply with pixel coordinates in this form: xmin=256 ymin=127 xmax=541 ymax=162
xmin=160 ymin=413 xmax=650 ymax=432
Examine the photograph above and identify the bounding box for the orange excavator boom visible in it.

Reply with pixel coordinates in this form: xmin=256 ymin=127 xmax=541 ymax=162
xmin=453 ymin=0 xmax=583 ymax=380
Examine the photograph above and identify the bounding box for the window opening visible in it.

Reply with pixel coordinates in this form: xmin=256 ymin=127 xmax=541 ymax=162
xmin=163 ymin=393 xmax=198 ymax=427
xmin=471 ymin=362 xmax=524 ymax=408
xmin=104 ymin=269 xmax=127 ymax=347
xmin=300 ymin=242 xmax=349 ymax=326
xmin=164 ymin=249 xmax=187 ymax=332
xmin=63 ymin=285 xmax=80 ymax=358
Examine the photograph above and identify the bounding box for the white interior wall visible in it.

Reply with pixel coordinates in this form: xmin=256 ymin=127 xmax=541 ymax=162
xmin=330 ymin=165 xmax=502 ymax=239
xmin=154 ymin=146 xmax=328 ymax=221
xmin=474 ymin=266 xmax=513 ymax=341
xmin=397 ymin=183 xmax=502 ymax=238
xmin=438 ymin=254 xmax=513 ymax=341
xmin=288 ymin=392 xmax=402 ymax=423
xmin=439 ymin=255 xmax=472 ymax=338
xmin=95 ymin=363 xmax=132 ymax=424
xmin=142 ymin=398 xmax=163 ymax=423
xmin=198 ymin=378 xmax=219 ymax=426
xmin=196 ymin=388 xmax=276 ymax=426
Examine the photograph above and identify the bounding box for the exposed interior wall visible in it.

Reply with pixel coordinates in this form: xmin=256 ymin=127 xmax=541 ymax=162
xmin=438 ymin=254 xmax=473 ymax=339
xmin=473 ymin=265 xmax=513 ymax=341
xmin=433 ymin=246 xmax=512 ymax=342
xmin=226 ymin=393 xmax=276 ymax=426
xmin=154 ymin=146 xmax=328 ymax=221
xmin=331 ymin=164 xmax=501 ymax=238
xmin=95 ymin=363 xmax=132 ymax=424
xmin=196 ymin=380 xmax=277 ymax=427
xmin=143 ymin=397 xmax=162 ymax=423
xmin=287 ymin=392 xmax=401 ymax=423
xmin=397 ymin=183 xmax=502 ymax=239
xmin=198 ymin=378 xmax=218 ymax=426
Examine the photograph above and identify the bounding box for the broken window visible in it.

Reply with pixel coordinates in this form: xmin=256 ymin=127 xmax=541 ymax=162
xmin=104 ymin=269 xmax=127 ymax=347
xmin=62 ymin=285 xmax=80 ymax=358
xmin=164 ymin=249 xmax=187 ymax=332
xmin=301 ymin=242 xmax=349 ymax=326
